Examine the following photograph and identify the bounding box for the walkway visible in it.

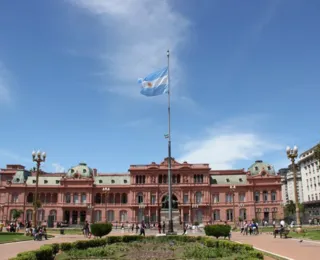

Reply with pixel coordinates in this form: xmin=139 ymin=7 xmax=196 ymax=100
xmin=232 ymin=232 xmax=320 ymax=260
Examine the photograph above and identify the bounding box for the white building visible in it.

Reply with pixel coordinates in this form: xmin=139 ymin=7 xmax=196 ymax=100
xmin=280 ymin=165 xmax=303 ymax=204
xmin=298 ymin=145 xmax=320 ymax=202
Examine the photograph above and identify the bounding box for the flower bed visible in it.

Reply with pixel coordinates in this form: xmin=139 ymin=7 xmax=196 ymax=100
xmin=9 ymin=235 xmax=264 ymax=260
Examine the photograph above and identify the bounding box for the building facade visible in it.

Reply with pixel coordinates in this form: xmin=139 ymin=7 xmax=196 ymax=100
xmin=298 ymin=144 xmax=320 ymax=220
xmin=0 ymin=158 xmax=283 ymax=227
xmin=280 ymin=165 xmax=303 ymax=204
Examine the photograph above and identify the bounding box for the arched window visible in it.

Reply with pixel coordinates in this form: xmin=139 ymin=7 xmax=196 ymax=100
xmin=213 ymin=210 xmax=220 ymax=221
xmin=26 ymin=209 xmax=33 ymax=221
xmin=115 ymin=193 xmax=121 ymax=204
xmin=142 ymin=176 xmax=146 ymax=184
xmin=177 ymin=174 xmax=181 ymax=183
xmin=263 ymin=191 xmax=268 ymax=202
xmin=254 ymin=191 xmax=260 ymax=202
xmin=172 ymin=175 xmax=177 ymax=183
xmin=27 ymin=193 xmax=34 ymax=203
xmin=271 ymin=191 xmax=277 ymax=201
xmin=11 ymin=193 xmax=19 ymax=203
xmin=46 ymin=193 xmax=51 ymax=203
xmin=239 ymin=209 xmax=246 ymax=220
xmin=108 ymin=193 xmax=115 ymax=204
xmin=226 ymin=209 xmax=233 ymax=221
xmin=49 ymin=210 xmax=57 ymax=221
xmin=137 ymin=192 xmax=143 ymax=203
xmin=107 ymin=210 xmax=114 ymax=222
xmin=95 ymin=193 xmax=102 ymax=204
xmin=195 ymin=210 xmax=203 ymax=223
xmin=163 ymin=175 xmax=167 ymax=184
xmin=120 ymin=210 xmax=127 ymax=222
xmin=121 ymin=193 xmax=127 ymax=204
xmin=65 ymin=193 xmax=71 ymax=203
xmin=40 ymin=193 xmax=46 ymax=203
xmin=136 ymin=176 xmax=139 ymax=184
xmin=94 ymin=210 xmax=102 ymax=222
xmin=239 ymin=193 xmax=245 ymax=202
xmin=195 ymin=192 xmax=202 ymax=204
xmin=159 ymin=175 xmax=162 ymax=184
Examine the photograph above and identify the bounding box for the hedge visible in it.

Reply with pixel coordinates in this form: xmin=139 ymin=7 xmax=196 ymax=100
xmin=90 ymin=222 xmax=112 ymax=238
xmin=9 ymin=235 xmax=263 ymax=260
xmin=204 ymin=224 xmax=232 ymax=239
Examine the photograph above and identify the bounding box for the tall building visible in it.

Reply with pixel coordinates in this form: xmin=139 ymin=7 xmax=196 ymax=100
xmin=298 ymin=145 xmax=320 ymax=220
xmin=0 ymin=158 xmax=283 ymax=227
xmin=280 ymin=165 xmax=303 ymax=204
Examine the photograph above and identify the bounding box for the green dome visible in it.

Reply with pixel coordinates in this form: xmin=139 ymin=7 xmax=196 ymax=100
xmin=248 ymin=160 xmax=276 ymax=176
xmin=67 ymin=163 xmax=93 ymax=178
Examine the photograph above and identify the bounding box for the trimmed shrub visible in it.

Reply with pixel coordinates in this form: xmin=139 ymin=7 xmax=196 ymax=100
xmin=10 ymin=251 xmax=37 ymax=260
xmin=107 ymin=236 xmax=123 ymax=244
xmin=122 ymin=235 xmax=144 ymax=243
xmin=60 ymin=242 xmax=73 ymax=251
xmin=51 ymin=243 xmax=60 ymax=255
xmin=90 ymin=222 xmax=112 ymax=238
xmin=73 ymin=238 xmax=107 ymax=250
xmin=35 ymin=245 xmax=53 ymax=260
xmin=204 ymin=224 xmax=231 ymax=239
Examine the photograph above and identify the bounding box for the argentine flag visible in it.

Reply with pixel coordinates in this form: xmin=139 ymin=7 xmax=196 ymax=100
xmin=138 ymin=67 xmax=168 ymax=97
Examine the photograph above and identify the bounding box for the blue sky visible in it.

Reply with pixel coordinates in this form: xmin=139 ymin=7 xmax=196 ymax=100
xmin=0 ymin=0 xmax=319 ymax=173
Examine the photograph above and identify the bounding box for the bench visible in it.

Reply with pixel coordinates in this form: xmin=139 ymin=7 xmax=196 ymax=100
xmin=273 ymin=228 xmax=290 ymax=238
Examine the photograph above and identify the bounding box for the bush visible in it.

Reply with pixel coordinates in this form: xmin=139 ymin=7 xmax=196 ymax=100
xmin=10 ymin=251 xmax=37 ymax=260
xmin=60 ymin=242 xmax=73 ymax=251
xmin=73 ymin=238 xmax=107 ymax=250
xmin=51 ymin=243 xmax=60 ymax=255
xmin=90 ymin=222 xmax=112 ymax=238
xmin=35 ymin=245 xmax=53 ymax=260
xmin=204 ymin=224 xmax=231 ymax=239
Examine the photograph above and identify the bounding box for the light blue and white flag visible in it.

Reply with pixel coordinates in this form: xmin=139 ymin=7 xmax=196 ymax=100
xmin=138 ymin=67 xmax=168 ymax=97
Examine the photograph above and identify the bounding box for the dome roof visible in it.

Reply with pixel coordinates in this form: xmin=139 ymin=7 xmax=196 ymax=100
xmin=248 ymin=160 xmax=276 ymax=176
xmin=67 ymin=163 xmax=93 ymax=178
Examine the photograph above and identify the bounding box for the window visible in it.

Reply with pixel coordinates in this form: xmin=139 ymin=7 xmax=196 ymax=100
xmin=124 ymin=179 xmax=128 ymax=183
xmin=183 ymin=194 xmax=189 ymax=204
xmin=195 ymin=192 xmax=202 ymax=204
xmin=226 ymin=209 xmax=233 ymax=221
xmin=49 ymin=210 xmax=57 ymax=221
xmin=120 ymin=210 xmax=128 ymax=222
xmin=213 ymin=210 xmax=220 ymax=221
xmin=44 ymin=180 xmax=48 ymax=184
xmin=151 ymin=195 xmax=156 ymax=205
xmin=81 ymin=193 xmax=86 ymax=204
xmin=239 ymin=178 xmax=243 ymax=182
xmin=56 ymin=180 xmax=60 ymax=184
xmin=33 ymin=180 xmax=36 ymax=184
xmin=212 ymin=194 xmax=219 ymax=203
xmin=137 ymin=192 xmax=143 ymax=203
xmin=263 ymin=191 xmax=268 ymax=202
xmin=65 ymin=193 xmax=71 ymax=203
xmin=94 ymin=210 xmax=102 ymax=222
xmin=111 ymin=180 xmax=115 ymax=184
xmin=73 ymin=193 xmax=79 ymax=204
xmin=11 ymin=193 xmax=18 ymax=203
xmin=211 ymin=179 xmax=217 ymax=184
xmin=99 ymin=180 xmax=103 ymax=184
xmin=107 ymin=210 xmax=114 ymax=222
xmin=226 ymin=178 xmax=230 ymax=182
xmin=95 ymin=193 xmax=102 ymax=203
xmin=226 ymin=194 xmax=232 ymax=203
xmin=26 ymin=209 xmax=33 ymax=221
xmin=254 ymin=191 xmax=260 ymax=202
xmin=271 ymin=191 xmax=276 ymax=201
xmin=37 ymin=209 xmax=45 ymax=221
xmin=239 ymin=209 xmax=246 ymax=220
xmin=83 ymin=169 xmax=87 ymax=173
xmin=159 ymin=175 xmax=162 ymax=184
xmin=121 ymin=193 xmax=128 ymax=204
xmin=255 ymin=166 xmax=259 ymax=171
xmin=195 ymin=210 xmax=203 ymax=223
xmin=239 ymin=193 xmax=245 ymax=202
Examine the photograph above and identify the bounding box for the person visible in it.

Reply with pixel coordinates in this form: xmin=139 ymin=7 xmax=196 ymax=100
xmin=182 ymin=224 xmax=187 ymax=235
xmin=131 ymin=223 xmax=134 ymax=232
xmin=158 ymin=222 xmax=162 ymax=234
xmin=140 ymin=223 xmax=145 ymax=236
xmin=135 ymin=223 xmax=139 ymax=234
xmin=162 ymin=221 xmax=166 ymax=234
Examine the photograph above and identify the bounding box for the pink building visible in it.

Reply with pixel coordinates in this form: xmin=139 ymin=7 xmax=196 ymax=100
xmin=0 ymin=158 xmax=283 ymax=227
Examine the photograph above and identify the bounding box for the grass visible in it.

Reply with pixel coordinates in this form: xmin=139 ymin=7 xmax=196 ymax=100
xmin=0 ymin=233 xmax=33 ymax=244
xmin=47 ymin=228 xmax=83 ymax=235
xmin=288 ymin=230 xmax=320 ymax=240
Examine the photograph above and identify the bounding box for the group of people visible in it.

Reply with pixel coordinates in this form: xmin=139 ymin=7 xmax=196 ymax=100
xmin=25 ymin=221 xmax=48 ymax=241
xmin=240 ymin=221 xmax=260 ymax=235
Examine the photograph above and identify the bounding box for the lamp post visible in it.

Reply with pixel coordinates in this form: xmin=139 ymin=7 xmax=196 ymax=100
xmin=230 ymin=185 xmax=236 ymax=228
xmin=102 ymin=187 xmax=110 ymax=222
xmin=286 ymin=145 xmax=302 ymax=232
xmin=32 ymin=150 xmax=46 ymax=228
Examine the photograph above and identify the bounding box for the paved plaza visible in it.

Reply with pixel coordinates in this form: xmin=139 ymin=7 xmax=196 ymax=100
xmin=0 ymin=230 xmax=319 ymax=260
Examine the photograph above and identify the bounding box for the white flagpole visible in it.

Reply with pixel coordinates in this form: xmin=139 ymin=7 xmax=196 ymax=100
xmin=166 ymin=49 xmax=175 ymax=234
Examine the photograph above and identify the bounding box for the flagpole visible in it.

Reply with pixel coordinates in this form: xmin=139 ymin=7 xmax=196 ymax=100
xmin=166 ymin=49 xmax=175 ymax=234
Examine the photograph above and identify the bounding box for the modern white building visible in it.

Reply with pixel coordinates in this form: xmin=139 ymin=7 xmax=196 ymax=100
xmin=298 ymin=144 xmax=320 ymax=222
xmin=280 ymin=165 xmax=303 ymax=204
xmin=298 ymin=145 xmax=320 ymax=202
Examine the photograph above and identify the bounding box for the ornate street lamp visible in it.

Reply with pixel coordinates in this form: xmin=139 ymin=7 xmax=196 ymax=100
xmin=230 ymin=185 xmax=236 ymax=228
xmin=102 ymin=187 xmax=110 ymax=222
xmin=286 ymin=145 xmax=302 ymax=232
xmin=32 ymin=150 xmax=46 ymax=228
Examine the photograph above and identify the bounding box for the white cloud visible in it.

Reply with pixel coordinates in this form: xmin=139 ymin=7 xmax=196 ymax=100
xmin=68 ymin=0 xmax=190 ymax=97
xmin=52 ymin=163 xmax=66 ymax=173
xmin=178 ymin=116 xmax=283 ymax=169
xmin=0 ymin=62 xmax=11 ymax=104
xmin=0 ymin=149 xmax=30 ymax=164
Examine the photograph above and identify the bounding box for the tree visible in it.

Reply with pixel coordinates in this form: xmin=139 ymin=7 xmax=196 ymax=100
xmin=11 ymin=209 xmax=23 ymax=221
xmin=90 ymin=223 xmax=112 ymax=238
xmin=284 ymin=200 xmax=304 ymax=217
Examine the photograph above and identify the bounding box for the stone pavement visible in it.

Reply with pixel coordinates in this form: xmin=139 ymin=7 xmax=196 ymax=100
xmin=232 ymin=232 xmax=320 ymax=260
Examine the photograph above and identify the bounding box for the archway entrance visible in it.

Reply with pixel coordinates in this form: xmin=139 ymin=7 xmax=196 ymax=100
xmin=161 ymin=194 xmax=178 ymax=209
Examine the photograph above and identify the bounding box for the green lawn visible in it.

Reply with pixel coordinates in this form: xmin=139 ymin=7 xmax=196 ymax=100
xmin=0 ymin=233 xmax=33 ymax=244
xmin=46 ymin=228 xmax=83 ymax=235
xmin=289 ymin=230 xmax=320 ymax=240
